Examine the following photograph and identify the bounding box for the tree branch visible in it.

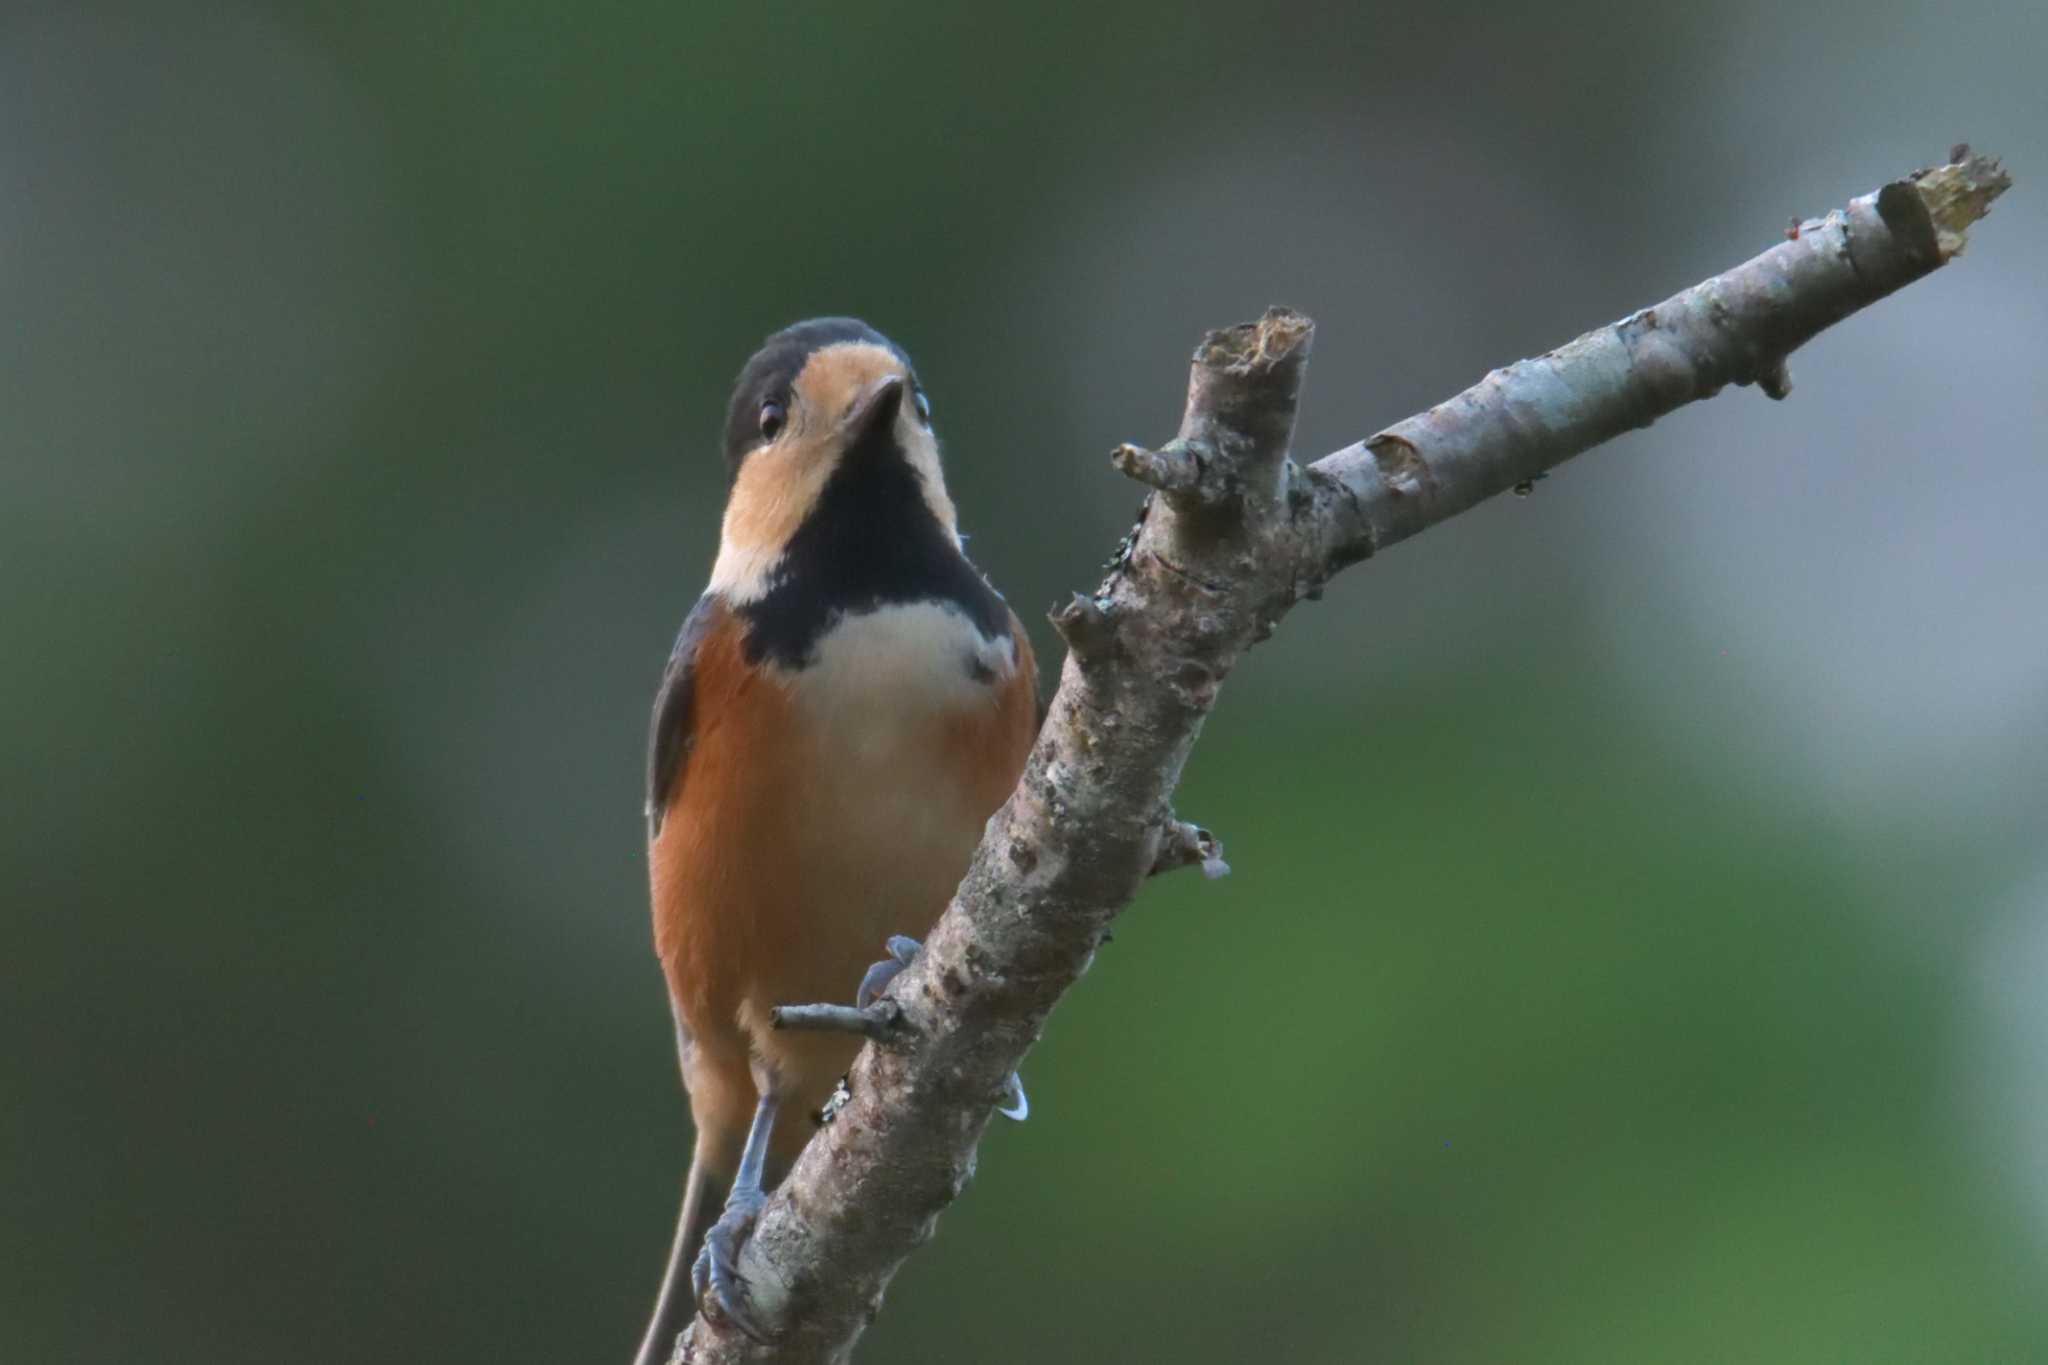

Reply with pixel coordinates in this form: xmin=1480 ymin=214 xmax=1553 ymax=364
xmin=669 ymin=150 xmax=2011 ymax=1364
xmin=1303 ymin=152 xmax=2013 ymax=573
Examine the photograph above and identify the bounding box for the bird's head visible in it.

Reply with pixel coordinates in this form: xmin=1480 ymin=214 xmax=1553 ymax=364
xmin=709 ymin=318 xmax=957 ymax=603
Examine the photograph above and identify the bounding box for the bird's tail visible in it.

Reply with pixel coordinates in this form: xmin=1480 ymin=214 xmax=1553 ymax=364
xmin=632 ymin=1155 xmax=723 ymax=1365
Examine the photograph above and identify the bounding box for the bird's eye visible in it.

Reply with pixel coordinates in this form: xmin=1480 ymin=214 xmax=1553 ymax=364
xmin=912 ymin=389 xmax=932 ymax=426
xmin=758 ymin=399 xmax=786 ymax=442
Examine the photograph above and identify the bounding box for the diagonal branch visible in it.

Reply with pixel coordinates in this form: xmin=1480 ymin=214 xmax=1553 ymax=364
xmin=1302 ymin=153 xmax=2014 ymax=572
xmin=668 ymin=150 xmax=2011 ymax=1365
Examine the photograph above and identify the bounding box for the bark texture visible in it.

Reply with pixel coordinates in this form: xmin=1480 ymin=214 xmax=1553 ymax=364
xmin=668 ymin=151 xmax=2011 ymax=1365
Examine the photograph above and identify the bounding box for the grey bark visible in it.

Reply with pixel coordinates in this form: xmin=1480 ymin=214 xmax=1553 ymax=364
xmin=668 ymin=151 xmax=2012 ymax=1365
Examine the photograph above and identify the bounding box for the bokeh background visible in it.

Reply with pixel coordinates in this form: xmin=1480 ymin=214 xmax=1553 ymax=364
xmin=5 ymin=1 xmax=2045 ymax=1361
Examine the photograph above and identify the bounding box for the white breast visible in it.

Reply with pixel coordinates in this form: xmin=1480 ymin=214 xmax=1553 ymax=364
xmin=784 ymin=600 xmax=1016 ymax=748
xmin=776 ymin=601 xmax=1021 ymax=935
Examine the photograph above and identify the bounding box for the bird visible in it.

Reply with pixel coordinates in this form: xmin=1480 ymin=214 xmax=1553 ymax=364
xmin=632 ymin=318 xmax=1039 ymax=1361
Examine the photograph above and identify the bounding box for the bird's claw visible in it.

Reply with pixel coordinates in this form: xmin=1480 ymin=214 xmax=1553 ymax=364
xmin=855 ymin=934 xmax=921 ymax=1008
xmin=858 ymin=936 xmax=1030 ymax=1122
xmin=690 ymin=1188 xmax=768 ymax=1340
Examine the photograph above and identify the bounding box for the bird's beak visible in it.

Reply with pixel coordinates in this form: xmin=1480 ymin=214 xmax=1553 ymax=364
xmin=841 ymin=373 xmax=906 ymax=442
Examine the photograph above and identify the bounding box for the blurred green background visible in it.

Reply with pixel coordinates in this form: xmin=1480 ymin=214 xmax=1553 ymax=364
xmin=5 ymin=1 xmax=2046 ymax=1361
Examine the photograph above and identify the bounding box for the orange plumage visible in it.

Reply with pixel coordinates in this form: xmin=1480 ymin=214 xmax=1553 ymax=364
xmin=648 ymin=600 xmax=1035 ymax=1175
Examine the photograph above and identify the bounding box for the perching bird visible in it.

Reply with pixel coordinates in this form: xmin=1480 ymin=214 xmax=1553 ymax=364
xmin=633 ymin=318 xmax=1039 ymax=1360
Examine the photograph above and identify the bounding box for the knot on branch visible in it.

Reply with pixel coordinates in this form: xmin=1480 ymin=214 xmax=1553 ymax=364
xmin=1049 ymin=591 xmax=1119 ymax=664
xmin=1365 ymin=432 xmax=1434 ymax=500
xmin=1756 ymin=356 xmax=1793 ymax=401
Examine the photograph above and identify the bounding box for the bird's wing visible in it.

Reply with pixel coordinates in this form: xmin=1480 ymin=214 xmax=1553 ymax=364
xmin=645 ymin=594 xmax=722 ymax=839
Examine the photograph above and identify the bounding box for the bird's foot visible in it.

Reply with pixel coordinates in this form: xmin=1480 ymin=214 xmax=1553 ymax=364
xmin=691 ymin=1186 xmax=768 ymax=1340
xmin=858 ymin=936 xmax=1029 ymax=1122
xmin=855 ymin=934 xmax=923 ymax=1009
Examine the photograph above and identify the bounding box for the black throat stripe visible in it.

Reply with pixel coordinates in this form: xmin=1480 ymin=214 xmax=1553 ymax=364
xmin=737 ymin=423 xmax=1009 ymax=670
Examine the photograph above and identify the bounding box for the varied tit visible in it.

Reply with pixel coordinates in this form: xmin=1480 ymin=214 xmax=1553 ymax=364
xmin=632 ymin=318 xmax=1039 ymax=1360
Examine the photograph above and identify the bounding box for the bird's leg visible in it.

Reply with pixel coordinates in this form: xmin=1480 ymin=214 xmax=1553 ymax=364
xmin=690 ymin=1075 xmax=780 ymax=1340
xmin=856 ymin=936 xmax=1028 ymax=1122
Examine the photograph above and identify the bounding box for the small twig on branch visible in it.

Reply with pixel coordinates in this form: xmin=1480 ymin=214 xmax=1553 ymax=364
xmin=667 ymin=150 xmax=2011 ymax=1365
xmin=1148 ymin=817 xmax=1230 ymax=880
xmin=1111 ymin=439 xmax=1239 ymax=507
xmin=769 ymin=1002 xmax=904 ymax=1041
